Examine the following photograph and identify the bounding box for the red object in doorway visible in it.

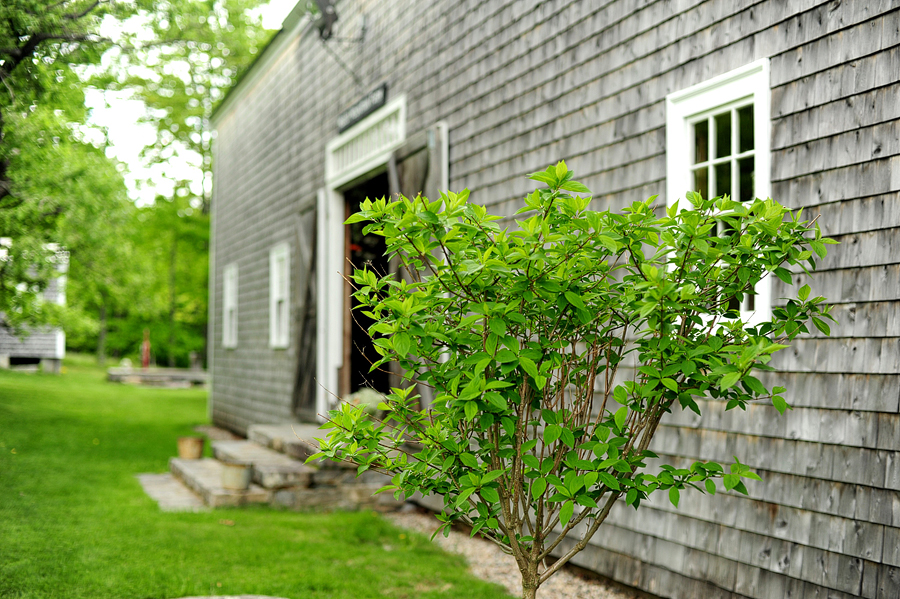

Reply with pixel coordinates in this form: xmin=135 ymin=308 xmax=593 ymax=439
xmin=141 ymin=329 xmax=151 ymax=369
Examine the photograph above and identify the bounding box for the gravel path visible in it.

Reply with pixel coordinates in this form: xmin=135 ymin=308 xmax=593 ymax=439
xmin=386 ymin=511 xmax=641 ymax=599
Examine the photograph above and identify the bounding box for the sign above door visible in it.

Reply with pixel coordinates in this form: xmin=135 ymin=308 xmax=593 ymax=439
xmin=337 ymin=84 xmax=388 ymax=133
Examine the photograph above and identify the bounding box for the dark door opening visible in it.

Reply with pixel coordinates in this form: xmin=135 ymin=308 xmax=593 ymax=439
xmin=342 ymin=172 xmax=391 ymax=396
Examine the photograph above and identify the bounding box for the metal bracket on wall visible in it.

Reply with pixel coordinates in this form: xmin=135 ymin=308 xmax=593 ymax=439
xmin=313 ymin=0 xmax=366 ymax=89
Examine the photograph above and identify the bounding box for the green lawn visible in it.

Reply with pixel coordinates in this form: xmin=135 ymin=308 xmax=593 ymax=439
xmin=0 ymin=355 xmax=512 ymax=599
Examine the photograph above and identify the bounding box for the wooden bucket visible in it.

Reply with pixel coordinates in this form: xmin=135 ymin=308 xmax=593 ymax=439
xmin=176 ymin=436 xmax=204 ymax=460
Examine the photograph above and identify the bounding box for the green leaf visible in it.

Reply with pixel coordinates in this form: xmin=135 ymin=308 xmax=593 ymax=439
xmin=774 ymin=267 xmax=792 ymax=285
xmin=480 ymin=486 xmax=500 ymax=503
xmin=528 ymin=171 xmax=556 ymax=186
xmin=564 ymin=290 xmax=585 ymax=310
xmin=559 ymin=500 xmax=574 ymax=527
xmin=661 ymin=377 xmax=678 ymax=392
xmin=544 ymin=424 xmax=562 ymax=445
xmin=394 ymin=332 xmax=411 ymax=357
xmin=723 ymin=473 xmax=739 ymax=491
xmin=519 ymin=356 xmax=539 ymax=380
xmin=597 ymin=472 xmax=619 ymax=491
xmin=704 ymin=479 xmax=716 ymax=495
xmin=344 ymin=212 xmax=369 ymax=224
xmin=464 ymin=400 xmax=478 ymax=421
xmin=668 ymin=487 xmax=680 ymax=507
xmin=485 ymin=392 xmax=508 ymax=410
xmin=531 ymin=478 xmax=547 ymax=499
xmin=625 ymin=489 xmax=638 ymax=506
xmin=772 ymin=395 xmax=790 ymax=415
xmin=812 ymin=317 xmax=831 ymax=336
xmin=576 ymin=494 xmax=598 ymax=508
xmin=555 ymin=161 xmax=568 ymax=180
xmin=459 ymin=453 xmax=478 ymax=468
xmin=798 ymin=284 xmax=811 ymax=301
xmin=597 ymin=235 xmax=618 ymax=253
xmin=560 ymin=180 xmax=591 ymax=194
xmin=720 ymin=371 xmax=741 ymax=390
xmin=614 ymin=406 xmax=627 ymax=432
xmin=482 ymin=470 xmax=504 ymax=484
xmin=489 ymin=318 xmax=507 ymax=336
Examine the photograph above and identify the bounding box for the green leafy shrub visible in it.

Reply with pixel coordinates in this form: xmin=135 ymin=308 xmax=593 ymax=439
xmin=315 ymin=163 xmax=834 ymax=598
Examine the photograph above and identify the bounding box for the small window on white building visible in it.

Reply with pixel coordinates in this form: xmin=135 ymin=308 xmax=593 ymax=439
xmin=222 ymin=263 xmax=238 ymax=348
xmin=665 ymin=58 xmax=772 ymax=324
xmin=269 ymin=243 xmax=290 ymax=348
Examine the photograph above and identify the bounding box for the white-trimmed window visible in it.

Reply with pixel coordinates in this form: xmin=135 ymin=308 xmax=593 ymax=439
xmin=665 ymin=58 xmax=772 ymax=324
xmin=269 ymin=242 xmax=290 ymax=348
xmin=222 ymin=263 xmax=238 ymax=348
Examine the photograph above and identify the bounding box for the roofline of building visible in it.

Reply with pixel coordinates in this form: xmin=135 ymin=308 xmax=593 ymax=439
xmin=210 ymin=3 xmax=313 ymax=128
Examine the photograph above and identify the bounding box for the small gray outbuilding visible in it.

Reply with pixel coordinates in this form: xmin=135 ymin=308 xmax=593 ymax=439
xmin=208 ymin=2 xmax=900 ymax=597
xmin=0 ymin=252 xmax=66 ymax=373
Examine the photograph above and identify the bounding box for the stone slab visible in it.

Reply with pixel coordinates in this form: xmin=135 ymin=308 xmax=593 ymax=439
xmin=270 ymin=481 xmax=403 ymax=512
xmin=247 ymin=423 xmax=354 ymax=470
xmin=211 ymin=440 xmax=314 ymax=489
xmin=169 ymin=458 xmax=270 ymax=508
xmin=194 ymin=424 xmax=241 ymax=441
xmin=136 ymin=473 xmax=208 ymax=512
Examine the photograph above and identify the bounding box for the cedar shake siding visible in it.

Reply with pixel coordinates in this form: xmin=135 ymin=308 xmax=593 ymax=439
xmin=210 ymin=1 xmax=900 ymax=597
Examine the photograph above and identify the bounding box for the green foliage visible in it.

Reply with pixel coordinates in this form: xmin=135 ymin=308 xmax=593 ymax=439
xmin=0 ymin=0 xmax=119 ymax=328
xmin=63 ymin=195 xmax=210 ymax=367
xmin=99 ymin=0 xmax=274 ymax=206
xmin=316 ymin=163 xmax=834 ymax=595
xmin=1 ymin=0 xmax=256 ymax=360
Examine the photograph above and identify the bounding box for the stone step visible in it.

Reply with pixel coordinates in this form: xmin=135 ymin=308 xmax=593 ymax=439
xmin=136 ymin=473 xmax=208 ymax=512
xmin=247 ymin=423 xmax=354 ymax=470
xmin=211 ymin=440 xmax=314 ymax=489
xmin=170 ymin=458 xmax=271 ymax=508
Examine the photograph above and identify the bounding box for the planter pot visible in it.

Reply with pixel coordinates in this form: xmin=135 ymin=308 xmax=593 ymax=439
xmin=221 ymin=461 xmax=252 ymax=490
xmin=177 ymin=436 xmax=204 ymax=460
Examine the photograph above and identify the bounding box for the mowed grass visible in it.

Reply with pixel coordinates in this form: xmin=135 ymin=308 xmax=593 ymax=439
xmin=0 ymin=355 xmax=512 ymax=599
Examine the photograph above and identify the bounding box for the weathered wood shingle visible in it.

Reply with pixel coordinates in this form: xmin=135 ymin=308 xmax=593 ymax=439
xmin=210 ymin=0 xmax=900 ymax=596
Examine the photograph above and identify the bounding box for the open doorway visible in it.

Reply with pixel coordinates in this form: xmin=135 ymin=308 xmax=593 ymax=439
xmin=341 ymin=172 xmax=391 ymax=396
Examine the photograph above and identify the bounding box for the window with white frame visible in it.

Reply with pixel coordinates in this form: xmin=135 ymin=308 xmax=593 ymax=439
xmin=665 ymin=58 xmax=772 ymax=324
xmin=269 ymin=243 xmax=290 ymax=348
xmin=222 ymin=263 xmax=238 ymax=348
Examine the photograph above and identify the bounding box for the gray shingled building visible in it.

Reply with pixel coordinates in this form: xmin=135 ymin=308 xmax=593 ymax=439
xmin=0 ymin=254 xmax=66 ymax=373
xmin=208 ymin=1 xmax=900 ymax=597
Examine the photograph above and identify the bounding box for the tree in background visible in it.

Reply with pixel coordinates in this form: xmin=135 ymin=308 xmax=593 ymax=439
xmin=0 ymin=0 xmax=123 ymax=330
xmin=100 ymin=0 xmax=272 ymax=211
xmin=1 ymin=0 xmax=270 ymax=365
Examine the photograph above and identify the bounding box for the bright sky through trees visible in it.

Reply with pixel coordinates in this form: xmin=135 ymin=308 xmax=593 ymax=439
xmin=85 ymin=0 xmax=297 ymax=206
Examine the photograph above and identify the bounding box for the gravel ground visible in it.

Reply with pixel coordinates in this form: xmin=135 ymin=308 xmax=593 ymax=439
xmin=386 ymin=511 xmax=641 ymax=599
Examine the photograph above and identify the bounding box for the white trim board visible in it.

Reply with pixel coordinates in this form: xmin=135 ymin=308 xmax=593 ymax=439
xmin=665 ymin=58 xmax=771 ymax=208
xmin=325 ymin=94 xmax=407 ymax=190
xmin=665 ymin=58 xmax=772 ymax=325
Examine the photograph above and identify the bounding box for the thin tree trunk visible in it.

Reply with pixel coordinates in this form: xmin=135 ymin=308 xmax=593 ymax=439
xmin=168 ymin=231 xmax=177 ymax=367
xmin=521 ymin=561 xmax=540 ymax=599
xmin=97 ymin=302 xmax=107 ymax=366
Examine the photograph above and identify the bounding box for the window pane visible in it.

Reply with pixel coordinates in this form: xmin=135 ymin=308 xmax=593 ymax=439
xmin=715 ymin=111 xmax=732 ymax=158
xmin=277 ymin=257 xmax=286 ymax=296
xmin=693 ymin=167 xmax=708 ymax=200
xmin=739 ymin=156 xmax=754 ymax=202
xmin=738 ymin=105 xmax=754 ymax=153
xmin=714 ymin=162 xmax=732 ymax=199
xmin=694 ymin=120 xmax=709 ymax=164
